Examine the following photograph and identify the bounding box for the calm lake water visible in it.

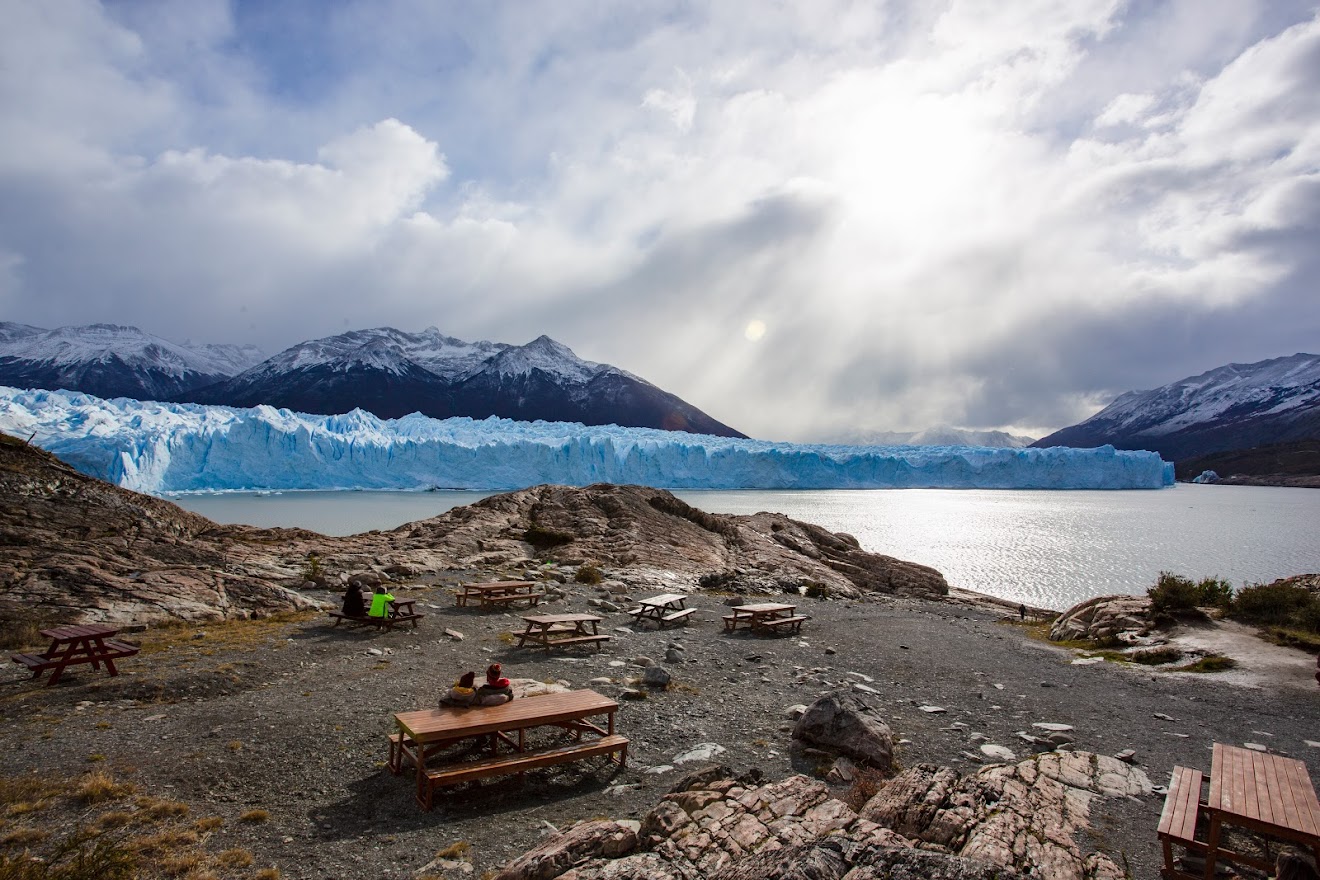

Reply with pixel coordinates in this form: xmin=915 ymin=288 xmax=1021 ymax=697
xmin=170 ymin=485 xmax=1320 ymax=611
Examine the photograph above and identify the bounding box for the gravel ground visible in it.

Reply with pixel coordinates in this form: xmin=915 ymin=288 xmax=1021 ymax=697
xmin=2 ymin=580 xmax=1317 ymax=880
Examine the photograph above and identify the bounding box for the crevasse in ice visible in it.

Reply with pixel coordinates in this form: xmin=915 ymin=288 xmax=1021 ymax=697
xmin=0 ymin=387 xmax=1175 ymax=493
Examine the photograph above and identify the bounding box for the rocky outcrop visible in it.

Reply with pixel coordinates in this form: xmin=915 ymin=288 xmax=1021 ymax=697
xmin=396 ymin=484 xmax=948 ymax=600
xmin=501 ymin=753 xmax=1148 ymax=880
xmin=861 ymin=751 xmax=1151 ymax=879
xmin=0 ymin=436 xmax=947 ymax=625
xmin=1049 ymin=594 xmax=1152 ymax=643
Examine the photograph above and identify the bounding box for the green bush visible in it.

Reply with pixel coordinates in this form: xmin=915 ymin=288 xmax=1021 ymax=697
xmin=1147 ymin=572 xmax=1234 ymax=614
xmin=1229 ymin=582 xmax=1319 ymax=631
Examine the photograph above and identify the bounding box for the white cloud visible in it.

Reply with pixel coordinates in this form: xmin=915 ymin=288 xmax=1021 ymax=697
xmin=2 ymin=1 xmax=1318 ymax=441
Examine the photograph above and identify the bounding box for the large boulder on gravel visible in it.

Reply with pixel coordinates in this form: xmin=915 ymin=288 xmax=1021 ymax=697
xmin=496 ymin=819 xmax=639 ymax=880
xmin=1049 ymin=594 xmax=1151 ymax=643
xmin=792 ymin=693 xmax=894 ymax=772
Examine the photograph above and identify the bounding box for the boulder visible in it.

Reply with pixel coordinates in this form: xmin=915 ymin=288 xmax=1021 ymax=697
xmin=792 ymin=694 xmax=893 ymax=772
xmin=495 ymin=819 xmax=639 ymax=880
xmin=1049 ymin=595 xmax=1151 ymax=643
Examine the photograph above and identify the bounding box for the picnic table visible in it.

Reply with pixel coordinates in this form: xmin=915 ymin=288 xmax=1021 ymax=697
xmin=722 ymin=602 xmax=808 ymax=635
xmin=516 ymin=613 xmax=610 ymax=652
xmin=626 ymin=593 xmax=696 ymax=629
xmin=329 ymin=597 xmax=424 ymax=631
xmin=391 ymin=689 xmax=627 ymax=809
xmin=455 ymin=580 xmax=546 ymax=609
xmin=10 ymin=624 xmax=140 ymax=686
xmin=1158 ymin=743 xmax=1320 ymax=878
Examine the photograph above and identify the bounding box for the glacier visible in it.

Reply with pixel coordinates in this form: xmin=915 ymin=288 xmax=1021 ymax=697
xmin=0 ymin=387 xmax=1175 ymax=493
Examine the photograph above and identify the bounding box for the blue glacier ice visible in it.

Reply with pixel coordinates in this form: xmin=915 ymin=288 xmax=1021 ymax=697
xmin=0 ymin=387 xmax=1175 ymax=493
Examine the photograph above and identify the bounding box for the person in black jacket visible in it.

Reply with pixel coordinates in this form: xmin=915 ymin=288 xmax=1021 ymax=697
xmin=342 ymin=585 xmax=366 ymax=617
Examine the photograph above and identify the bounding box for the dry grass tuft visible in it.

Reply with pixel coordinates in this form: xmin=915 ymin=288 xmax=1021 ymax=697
xmin=137 ymin=797 xmax=190 ymax=822
xmin=215 ymin=848 xmax=253 ymax=868
xmin=436 ymin=841 xmax=471 ymax=859
xmin=93 ymin=811 xmax=135 ymax=831
xmin=238 ymin=809 xmax=270 ymax=824
xmin=255 ymin=868 xmax=281 ymax=880
xmin=75 ymin=769 xmax=135 ymax=804
xmin=128 ymin=827 xmax=198 ymax=856
xmin=0 ymin=827 xmax=49 ymax=849
xmin=193 ymin=816 xmax=223 ymax=832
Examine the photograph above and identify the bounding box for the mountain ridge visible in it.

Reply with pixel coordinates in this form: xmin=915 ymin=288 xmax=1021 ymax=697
xmin=1033 ymin=352 xmax=1320 ymax=466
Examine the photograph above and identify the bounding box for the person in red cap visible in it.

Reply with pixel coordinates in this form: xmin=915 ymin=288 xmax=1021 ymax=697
xmin=475 ymin=663 xmax=513 ymax=705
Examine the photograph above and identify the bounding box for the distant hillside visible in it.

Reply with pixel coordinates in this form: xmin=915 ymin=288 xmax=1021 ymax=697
xmin=1033 ymin=353 xmax=1320 ymax=467
xmin=1176 ymin=440 xmax=1320 ymax=487
xmin=0 ymin=323 xmax=263 ymax=400
xmin=832 ymin=426 xmax=1035 ymax=448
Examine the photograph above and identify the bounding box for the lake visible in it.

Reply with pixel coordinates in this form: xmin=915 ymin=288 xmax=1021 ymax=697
xmin=170 ymin=484 xmax=1320 ymax=610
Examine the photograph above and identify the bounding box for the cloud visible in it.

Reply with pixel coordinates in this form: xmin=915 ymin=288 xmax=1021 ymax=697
xmin=1 ymin=1 xmax=1318 ymax=442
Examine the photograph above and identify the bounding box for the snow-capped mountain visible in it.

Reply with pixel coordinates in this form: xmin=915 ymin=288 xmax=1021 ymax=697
xmin=0 ymin=323 xmax=264 ymax=401
xmin=181 ymin=327 xmax=747 ymax=438
xmin=1033 ymin=353 xmax=1320 ymax=462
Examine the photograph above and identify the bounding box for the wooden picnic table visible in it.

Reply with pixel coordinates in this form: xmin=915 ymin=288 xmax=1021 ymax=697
xmin=10 ymin=624 xmax=140 ymax=686
xmin=722 ymin=602 xmax=808 ymax=635
xmin=455 ymin=580 xmax=545 ymax=609
xmin=391 ymin=689 xmax=627 ymax=809
xmin=627 ymin=593 xmax=696 ymax=629
xmin=329 ymin=597 xmax=424 ymax=631
xmin=516 ymin=613 xmax=610 ymax=651
xmin=1201 ymin=743 xmax=1320 ymax=877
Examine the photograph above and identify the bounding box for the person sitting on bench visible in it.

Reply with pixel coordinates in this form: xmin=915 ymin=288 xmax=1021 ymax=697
xmin=342 ymin=585 xmax=366 ymax=617
xmin=441 ymin=671 xmax=477 ymax=707
xmin=368 ymin=585 xmax=395 ymax=618
xmin=475 ymin=663 xmax=514 ymax=705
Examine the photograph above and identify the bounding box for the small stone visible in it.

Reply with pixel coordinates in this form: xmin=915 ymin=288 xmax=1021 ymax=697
xmin=620 ymin=689 xmax=646 ymax=701
xmin=993 ymin=683 xmax=1004 ymax=690
xmin=366 ymin=648 xmax=383 ymax=656
xmin=1039 ymin=681 xmax=1054 ymax=688
xmin=1307 ymin=740 xmax=1320 ymax=748
xmin=824 ymin=647 xmax=836 ymax=655
xmin=632 ymin=656 xmax=654 ymax=667
xmin=608 ymin=660 xmax=626 ymax=667
xmin=645 ymin=765 xmax=674 ymax=774
xmin=1032 ymin=722 xmax=1074 ymax=733
xmin=641 ymin=666 xmax=672 ymax=688
xmin=852 ymin=683 xmax=879 ymax=694
xmin=979 ymin=744 xmax=1016 ymax=762
xmin=1154 ymin=713 xmax=1176 ymax=721
xmin=918 ymin=705 xmax=947 ymax=714
xmin=444 ymin=629 xmax=465 ymax=641
xmin=673 ymin=743 xmax=726 ymax=764
xmin=588 ymin=677 xmax=613 ymax=685
xmin=1114 ymin=749 xmax=1137 ymax=763
xmin=1243 ymin=742 xmax=1268 ymax=752
xmin=785 ymin=704 xmax=808 ymax=720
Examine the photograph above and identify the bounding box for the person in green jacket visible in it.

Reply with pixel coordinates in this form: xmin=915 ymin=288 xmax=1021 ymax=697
xmin=368 ymin=585 xmax=395 ymax=618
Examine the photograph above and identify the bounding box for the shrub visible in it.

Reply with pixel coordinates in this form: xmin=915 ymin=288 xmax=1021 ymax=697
xmin=300 ymin=554 xmax=326 ymax=586
xmin=1229 ymin=582 xmax=1319 ymax=631
xmin=238 ymin=810 xmax=269 ymax=824
xmin=1147 ymin=572 xmax=1234 ymax=614
xmin=804 ymin=582 xmax=828 ymax=599
xmin=574 ymin=563 xmax=603 ymax=585
xmin=1176 ymin=654 xmax=1237 ymax=673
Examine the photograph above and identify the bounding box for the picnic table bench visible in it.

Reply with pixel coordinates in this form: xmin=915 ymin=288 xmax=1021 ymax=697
xmin=455 ymin=581 xmax=546 ymax=609
xmin=722 ymin=602 xmax=808 ymax=635
xmin=329 ymin=597 xmax=424 ymax=631
xmin=10 ymin=624 xmax=139 ymax=686
xmin=516 ymin=613 xmax=610 ymax=652
xmin=625 ymin=593 xmax=696 ymax=629
xmin=1157 ymin=744 xmax=1320 ymax=878
xmin=392 ymin=689 xmax=626 ymax=809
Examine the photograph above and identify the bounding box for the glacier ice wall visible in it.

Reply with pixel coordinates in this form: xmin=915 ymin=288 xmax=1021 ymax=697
xmin=0 ymin=387 xmax=1175 ymax=493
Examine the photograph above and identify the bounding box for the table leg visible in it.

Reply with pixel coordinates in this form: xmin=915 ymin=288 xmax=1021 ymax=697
xmin=1202 ymin=815 xmax=1221 ymax=880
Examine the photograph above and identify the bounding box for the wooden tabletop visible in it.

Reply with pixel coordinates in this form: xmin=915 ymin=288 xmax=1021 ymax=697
xmin=639 ymin=594 xmax=686 ymax=607
xmin=395 ymin=690 xmax=618 ymax=744
xmin=463 ymin=580 xmax=534 ymax=592
xmin=521 ymin=613 xmax=602 ymax=625
xmin=40 ymin=624 xmax=120 ymax=642
xmin=732 ymin=603 xmax=795 ymax=614
xmin=1209 ymin=743 xmax=1320 ymax=837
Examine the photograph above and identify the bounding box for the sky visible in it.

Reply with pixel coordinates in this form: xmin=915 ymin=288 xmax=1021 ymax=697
xmin=2 ymin=0 xmax=1319 ymax=443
